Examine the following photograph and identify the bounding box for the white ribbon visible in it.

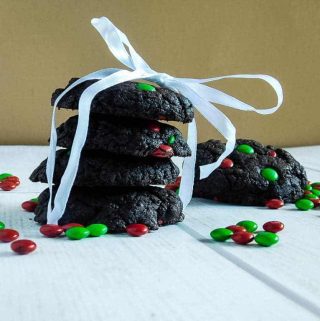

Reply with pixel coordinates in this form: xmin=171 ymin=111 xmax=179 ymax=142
xmin=46 ymin=16 xmax=283 ymax=224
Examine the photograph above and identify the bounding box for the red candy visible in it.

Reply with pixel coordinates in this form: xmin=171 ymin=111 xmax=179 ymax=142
xmin=62 ymin=223 xmax=84 ymax=232
xmin=126 ymin=224 xmax=149 ymax=237
xmin=268 ymin=150 xmax=277 ymax=157
xmin=165 ymin=176 xmax=181 ymax=191
xmin=311 ymin=199 xmax=320 ymax=207
xmin=151 ymin=144 xmax=174 ymax=158
xmin=226 ymin=225 xmax=247 ymax=233
xmin=0 ymin=229 xmax=19 ymax=242
xmin=231 ymin=231 xmax=254 ymax=245
xmin=265 ymin=199 xmax=284 ymax=209
xmin=11 ymin=239 xmax=37 ymax=255
xmin=40 ymin=224 xmax=64 ymax=238
xmin=263 ymin=221 xmax=284 ymax=233
xmin=304 ymin=190 xmax=312 ymax=195
xmin=147 ymin=122 xmax=161 ymax=133
xmin=21 ymin=201 xmax=38 ymax=212
xmin=0 ymin=176 xmax=20 ymax=191
xmin=220 ymin=158 xmax=234 ymax=169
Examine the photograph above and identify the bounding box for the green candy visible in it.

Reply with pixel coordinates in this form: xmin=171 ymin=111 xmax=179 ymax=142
xmin=210 ymin=228 xmax=233 ymax=242
xmin=261 ymin=168 xmax=279 ymax=182
xmin=0 ymin=221 xmax=5 ymax=229
xmin=295 ymin=198 xmax=314 ymax=210
xmin=31 ymin=197 xmax=39 ymax=203
xmin=136 ymin=82 xmax=156 ymax=92
xmin=175 ymin=188 xmax=180 ymax=195
xmin=304 ymin=193 xmax=318 ymax=200
xmin=311 ymin=182 xmax=320 ymax=187
xmin=168 ymin=135 xmax=176 ymax=145
xmin=237 ymin=220 xmax=258 ymax=232
xmin=66 ymin=227 xmax=90 ymax=240
xmin=255 ymin=231 xmax=279 ymax=247
xmin=0 ymin=173 xmax=12 ymax=181
xmin=311 ymin=189 xmax=320 ymax=197
xmin=304 ymin=184 xmax=312 ymax=191
xmin=87 ymin=224 xmax=108 ymax=237
xmin=236 ymin=144 xmax=254 ymax=154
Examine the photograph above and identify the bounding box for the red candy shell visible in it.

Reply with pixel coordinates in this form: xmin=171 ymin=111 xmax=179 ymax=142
xmin=231 ymin=231 xmax=254 ymax=245
xmin=62 ymin=223 xmax=84 ymax=231
xmin=147 ymin=122 xmax=161 ymax=133
xmin=268 ymin=150 xmax=277 ymax=157
xmin=40 ymin=224 xmax=64 ymax=238
xmin=0 ymin=229 xmax=19 ymax=242
xmin=21 ymin=201 xmax=38 ymax=212
xmin=165 ymin=176 xmax=181 ymax=191
xmin=226 ymin=225 xmax=247 ymax=233
xmin=126 ymin=224 xmax=149 ymax=237
xmin=265 ymin=199 xmax=284 ymax=209
xmin=311 ymin=199 xmax=320 ymax=207
xmin=263 ymin=221 xmax=284 ymax=233
xmin=11 ymin=239 xmax=37 ymax=255
xmin=220 ymin=158 xmax=234 ymax=169
xmin=0 ymin=181 xmax=18 ymax=191
xmin=151 ymin=144 xmax=174 ymax=158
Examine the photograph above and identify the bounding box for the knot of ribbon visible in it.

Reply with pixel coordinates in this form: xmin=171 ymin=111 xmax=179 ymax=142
xmin=46 ymin=16 xmax=283 ymax=224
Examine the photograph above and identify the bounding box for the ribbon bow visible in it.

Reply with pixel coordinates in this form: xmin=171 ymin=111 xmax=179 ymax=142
xmin=46 ymin=16 xmax=283 ymax=224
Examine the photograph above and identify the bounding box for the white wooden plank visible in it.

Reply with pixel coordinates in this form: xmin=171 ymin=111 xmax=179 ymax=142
xmin=285 ymin=145 xmax=320 ymax=172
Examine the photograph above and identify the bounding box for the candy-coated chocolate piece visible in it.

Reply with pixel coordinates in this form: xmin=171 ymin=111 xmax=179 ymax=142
xmin=165 ymin=176 xmax=181 ymax=191
xmin=210 ymin=228 xmax=233 ymax=242
xmin=0 ymin=221 xmax=5 ymax=229
xmin=0 ymin=173 xmax=12 ymax=181
xmin=255 ymin=232 xmax=279 ymax=247
xmin=11 ymin=239 xmax=37 ymax=255
xmin=167 ymin=135 xmax=176 ymax=145
xmin=236 ymin=220 xmax=258 ymax=233
xmin=263 ymin=221 xmax=284 ymax=233
xmin=265 ymin=198 xmax=284 ymax=209
xmin=136 ymin=82 xmax=156 ymax=92
xmin=304 ymin=184 xmax=313 ymax=191
xmin=311 ymin=199 xmax=320 ymax=207
xmin=231 ymin=231 xmax=254 ymax=245
xmin=0 ymin=180 xmax=18 ymax=191
xmin=304 ymin=190 xmax=312 ymax=195
xmin=226 ymin=225 xmax=247 ymax=233
xmin=31 ymin=197 xmax=39 ymax=203
xmin=0 ymin=229 xmax=19 ymax=242
xmin=295 ymin=198 xmax=314 ymax=210
xmin=311 ymin=189 xmax=320 ymax=197
xmin=175 ymin=188 xmax=180 ymax=195
xmin=39 ymin=224 xmax=64 ymax=238
xmin=151 ymin=144 xmax=174 ymax=158
xmin=126 ymin=224 xmax=149 ymax=237
xmin=62 ymin=223 xmax=83 ymax=232
xmin=304 ymin=193 xmax=318 ymax=200
xmin=66 ymin=227 xmax=90 ymax=240
xmin=220 ymin=158 xmax=234 ymax=169
xmin=4 ymin=176 xmax=20 ymax=186
xmin=261 ymin=168 xmax=279 ymax=182
xmin=87 ymin=223 xmax=108 ymax=237
xmin=147 ymin=122 xmax=161 ymax=133
xmin=21 ymin=201 xmax=38 ymax=212
xmin=311 ymin=182 xmax=320 ymax=188
xmin=236 ymin=144 xmax=254 ymax=154
xmin=267 ymin=150 xmax=277 ymax=157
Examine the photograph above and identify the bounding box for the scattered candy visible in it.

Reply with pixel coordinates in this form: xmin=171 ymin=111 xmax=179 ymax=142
xmin=39 ymin=224 xmax=64 ymax=238
xmin=267 ymin=150 xmax=277 ymax=157
xmin=62 ymin=223 xmax=83 ymax=232
xmin=304 ymin=184 xmax=313 ymax=191
xmin=0 ymin=173 xmax=13 ymax=180
xmin=255 ymin=232 xmax=279 ymax=247
xmin=30 ymin=197 xmax=39 ymax=203
xmin=261 ymin=167 xmax=279 ymax=182
xmin=263 ymin=221 xmax=284 ymax=233
xmin=265 ymin=198 xmax=284 ymax=209
xmin=87 ymin=223 xmax=108 ymax=237
xmin=0 ymin=229 xmax=19 ymax=242
xmin=311 ymin=199 xmax=320 ymax=207
xmin=226 ymin=225 xmax=247 ymax=233
xmin=304 ymin=193 xmax=318 ymax=200
xmin=0 ymin=173 xmax=20 ymax=191
xmin=295 ymin=198 xmax=314 ymax=211
xmin=167 ymin=135 xmax=176 ymax=145
xmin=304 ymin=190 xmax=312 ymax=195
xmin=151 ymin=144 xmax=174 ymax=158
xmin=0 ymin=221 xmax=5 ymax=229
xmin=66 ymin=227 xmax=90 ymax=240
xmin=236 ymin=220 xmax=258 ymax=233
xmin=311 ymin=189 xmax=320 ymax=197
xmin=210 ymin=228 xmax=233 ymax=242
xmin=11 ymin=239 xmax=37 ymax=255
xmin=21 ymin=200 xmax=38 ymax=212
xmin=236 ymin=144 xmax=254 ymax=154
xmin=136 ymin=82 xmax=156 ymax=92
xmin=126 ymin=224 xmax=149 ymax=237
xmin=220 ymin=158 xmax=234 ymax=169
xmin=311 ymin=182 xmax=320 ymax=189
xmin=231 ymin=231 xmax=254 ymax=245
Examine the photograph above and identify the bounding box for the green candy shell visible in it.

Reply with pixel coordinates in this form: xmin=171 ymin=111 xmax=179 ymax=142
xmin=261 ymin=168 xmax=279 ymax=182
xmin=66 ymin=227 xmax=90 ymax=240
xmin=236 ymin=144 xmax=254 ymax=155
xmin=311 ymin=189 xmax=320 ymax=197
xmin=295 ymin=198 xmax=314 ymax=211
xmin=30 ymin=197 xmax=39 ymax=203
xmin=210 ymin=228 xmax=233 ymax=242
xmin=168 ymin=135 xmax=176 ymax=145
xmin=0 ymin=173 xmax=13 ymax=181
xmin=255 ymin=231 xmax=279 ymax=247
xmin=304 ymin=193 xmax=318 ymax=200
xmin=304 ymin=184 xmax=312 ymax=191
xmin=87 ymin=224 xmax=108 ymax=237
xmin=0 ymin=221 xmax=5 ymax=229
xmin=236 ymin=220 xmax=258 ymax=233
xmin=136 ymin=82 xmax=156 ymax=92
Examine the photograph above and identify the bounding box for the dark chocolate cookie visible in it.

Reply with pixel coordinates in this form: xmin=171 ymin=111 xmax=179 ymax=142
xmin=56 ymin=115 xmax=191 ymax=157
xmin=193 ymin=139 xmax=307 ymax=205
xmin=34 ymin=186 xmax=184 ymax=233
xmin=30 ymin=149 xmax=179 ymax=187
xmin=52 ymin=79 xmax=194 ymax=123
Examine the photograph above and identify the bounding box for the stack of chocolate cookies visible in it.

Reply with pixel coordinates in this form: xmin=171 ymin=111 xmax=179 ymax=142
xmin=30 ymin=79 xmax=194 ymax=232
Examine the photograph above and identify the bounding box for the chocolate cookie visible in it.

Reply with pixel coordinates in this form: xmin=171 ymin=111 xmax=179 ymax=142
xmin=193 ymin=139 xmax=307 ymax=205
xmin=30 ymin=149 xmax=179 ymax=187
xmin=56 ymin=115 xmax=191 ymax=157
xmin=52 ymin=79 xmax=194 ymax=123
xmin=34 ymin=186 xmax=184 ymax=233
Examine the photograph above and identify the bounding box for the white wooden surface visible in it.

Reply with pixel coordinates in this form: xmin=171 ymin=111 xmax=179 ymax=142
xmin=0 ymin=145 xmax=320 ymax=321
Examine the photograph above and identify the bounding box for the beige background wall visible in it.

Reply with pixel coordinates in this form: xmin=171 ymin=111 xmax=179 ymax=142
xmin=0 ymin=0 xmax=319 ymax=147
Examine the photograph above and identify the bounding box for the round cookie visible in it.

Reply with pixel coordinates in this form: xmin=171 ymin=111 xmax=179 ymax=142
xmin=193 ymin=139 xmax=307 ymax=205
